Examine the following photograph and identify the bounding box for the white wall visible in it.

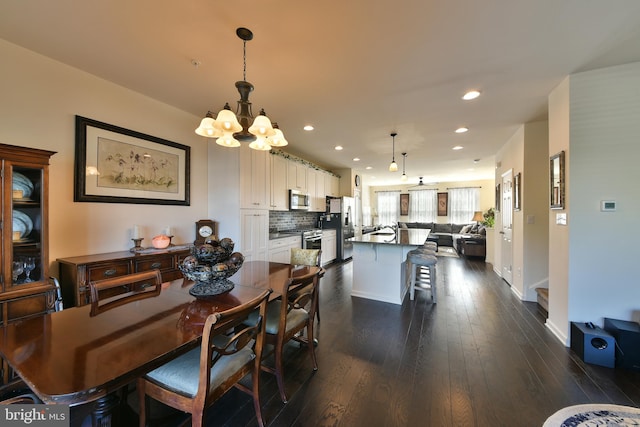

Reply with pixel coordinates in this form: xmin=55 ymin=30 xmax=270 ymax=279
xmin=522 ymin=122 xmax=550 ymax=301
xmin=495 ymin=127 xmax=523 ymax=290
xmin=548 ymin=62 xmax=640 ymax=345
xmin=568 ymin=63 xmax=640 ymax=324
xmin=494 ymin=121 xmax=550 ymax=302
xmin=547 ymin=77 xmax=571 ymax=343
xmin=0 ymin=40 xmax=209 ymax=275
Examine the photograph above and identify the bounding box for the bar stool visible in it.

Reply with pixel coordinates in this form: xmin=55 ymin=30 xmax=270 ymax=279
xmin=405 ymin=241 xmax=436 ymax=280
xmin=406 ymin=250 xmax=437 ymax=302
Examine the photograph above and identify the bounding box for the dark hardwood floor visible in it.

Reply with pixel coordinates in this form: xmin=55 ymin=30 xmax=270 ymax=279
xmin=81 ymin=255 xmax=640 ymax=426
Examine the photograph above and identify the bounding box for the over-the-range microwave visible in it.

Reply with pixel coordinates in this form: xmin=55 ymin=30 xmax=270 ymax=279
xmin=289 ymin=189 xmax=310 ymax=211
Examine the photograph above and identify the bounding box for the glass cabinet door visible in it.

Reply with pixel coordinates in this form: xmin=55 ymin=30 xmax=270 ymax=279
xmin=10 ymin=165 xmax=44 ymax=287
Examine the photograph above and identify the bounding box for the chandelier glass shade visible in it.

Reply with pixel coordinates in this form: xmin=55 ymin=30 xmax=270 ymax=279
xmin=388 ymin=132 xmax=398 ymax=172
xmin=194 ymin=28 xmax=286 ymax=150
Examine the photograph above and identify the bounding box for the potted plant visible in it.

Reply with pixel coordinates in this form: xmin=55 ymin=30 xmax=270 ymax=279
xmin=481 ymin=208 xmax=495 ymax=228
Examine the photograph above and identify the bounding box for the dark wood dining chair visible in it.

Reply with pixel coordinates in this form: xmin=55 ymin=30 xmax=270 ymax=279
xmin=0 ymin=380 xmax=41 ymax=405
xmin=290 ymin=248 xmax=322 ymax=323
xmin=137 ymin=288 xmax=272 ymax=427
xmin=248 ymin=269 xmax=320 ymax=403
xmin=89 ymin=269 xmax=163 ymax=316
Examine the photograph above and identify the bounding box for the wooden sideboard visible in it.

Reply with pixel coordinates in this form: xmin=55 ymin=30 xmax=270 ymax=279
xmin=57 ymin=247 xmax=191 ymax=307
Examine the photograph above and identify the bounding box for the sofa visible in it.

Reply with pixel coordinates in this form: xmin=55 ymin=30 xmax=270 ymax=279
xmin=398 ymin=221 xmax=487 ymax=252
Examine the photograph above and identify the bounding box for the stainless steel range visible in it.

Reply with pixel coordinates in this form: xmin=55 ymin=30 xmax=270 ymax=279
xmin=302 ymin=229 xmax=323 ymax=250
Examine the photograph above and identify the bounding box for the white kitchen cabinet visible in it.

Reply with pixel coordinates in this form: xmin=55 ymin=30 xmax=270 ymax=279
xmin=268 ymin=235 xmax=302 ymax=264
xmin=306 ymin=168 xmax=327 ymax=212
xmin=241 ymin=209 xmax=269 ymax=262
xmin=288 ymin=160 xmax=307 ymax=192
xmin=314 ymin=169 xmax=326 ymax=211
xmin=240 ymin=145 xmax=270 ymax=209
xmin=270 ymin=154 xmax=288 ymax=211
xmin=321 ymin=229 xmax=337 ymax=265
xmin=325 ymin=173 xmax=340 ymax=197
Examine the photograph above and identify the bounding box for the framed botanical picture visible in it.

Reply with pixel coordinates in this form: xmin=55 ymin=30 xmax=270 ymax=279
xmin=74 ymin=116 xmax=190 ymax=205
xmin=400 ymin=193 xmax=409 ymax=216
xmin=514 ymin=172 xmax=522 ymax=211
xmin=437 ymin=192 xmax=448 ymax=216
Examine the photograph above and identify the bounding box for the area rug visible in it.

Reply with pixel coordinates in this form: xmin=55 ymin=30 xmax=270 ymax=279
xmin=436 ymin=246 xmax=459 ymax=258
xmin=543 ymin=404 xmax=640 ymax=427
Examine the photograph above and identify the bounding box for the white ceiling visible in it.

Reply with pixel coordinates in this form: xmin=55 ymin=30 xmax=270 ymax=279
xmin=2 ymin=1 xmax=640 ymax=186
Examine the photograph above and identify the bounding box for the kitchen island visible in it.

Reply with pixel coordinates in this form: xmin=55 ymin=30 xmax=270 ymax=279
xmin=349 ymin=228 xmax=430 ymax=304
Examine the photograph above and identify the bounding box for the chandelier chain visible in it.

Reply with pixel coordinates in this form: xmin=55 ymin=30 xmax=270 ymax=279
xmin=243 ymin=39 xmax=247 ymax=81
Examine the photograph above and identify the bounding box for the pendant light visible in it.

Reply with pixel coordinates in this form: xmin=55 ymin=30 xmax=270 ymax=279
xmin=401 ymin=152 xmax=408 ymax=181
xmin=389 ymin=132 xmax=398 ymax=172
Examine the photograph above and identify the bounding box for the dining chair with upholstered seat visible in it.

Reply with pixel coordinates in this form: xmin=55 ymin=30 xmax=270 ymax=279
xmin=0 ymin=380 xmax=41 ymax=405
xmin=89 ymin=269 xmax=165 ymax=412
xmin=290 ymin=248 xmax=322 ymax=323
xmin=89 ymin=269 xmax=163 ymax=316
xmin=247 ymin=269 xmax=320 ymax=403
xmin=137 ymin=288 xmax=272 ymax=427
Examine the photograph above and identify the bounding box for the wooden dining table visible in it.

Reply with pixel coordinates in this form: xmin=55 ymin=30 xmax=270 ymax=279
xmin=0 ymin=261 xmax=321 ymax=426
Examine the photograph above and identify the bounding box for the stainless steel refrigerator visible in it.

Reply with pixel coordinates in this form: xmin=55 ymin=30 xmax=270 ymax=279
xmin=325 ymin=196 xmax=355 ymax=261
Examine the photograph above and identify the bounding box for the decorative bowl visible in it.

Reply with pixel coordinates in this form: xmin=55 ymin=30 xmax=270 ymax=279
xmin=178 ymin=261 xmax=242 ymax=283
xmin=152 ymin=234 xmax=171 ymax=249
xmin=178 ymin=238 xmax=244 ymax=297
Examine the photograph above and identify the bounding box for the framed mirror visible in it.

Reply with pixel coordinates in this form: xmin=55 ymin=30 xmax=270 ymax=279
xmin=550 ymin=151 xmax=565 ymax=209
xmin=514 ymin=172 xmax=521 ymax=211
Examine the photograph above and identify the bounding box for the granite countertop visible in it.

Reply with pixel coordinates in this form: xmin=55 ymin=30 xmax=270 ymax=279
xmin=349 ymin=228 xmax=431 ymax=246
xmin=269 ymin=231 xmax=302 ymax=240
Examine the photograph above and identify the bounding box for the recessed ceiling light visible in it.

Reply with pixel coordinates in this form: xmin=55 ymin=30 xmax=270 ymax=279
xmin=353 ymin=157 xmax=360 ymax=162
xmin=452 ymin=145 xmax=464 ymax=150
xmin=335 ymin=145 xmax=343 ymax=150
xmin=303 ymin=125 xmax=314 ymax=131
xmin=455 ymin=127 xmax=469 ymax=133
xmin=462 ymin=90 xmax=481 ymax=101
xmin=365 ymin=166 xmax=372 ymax=170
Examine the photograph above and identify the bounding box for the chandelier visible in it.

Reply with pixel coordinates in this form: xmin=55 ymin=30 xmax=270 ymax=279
xmin=195 ymin=27 xmax=287 ymax=151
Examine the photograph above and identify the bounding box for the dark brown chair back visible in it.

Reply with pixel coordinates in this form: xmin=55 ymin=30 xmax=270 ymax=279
xmin=263 ymin=268 xmax=320 ymax=403
xmin=89 ymin=269 xmax=162 ymax=316
xmin=138 ymin=288 xmax=272 ymax=427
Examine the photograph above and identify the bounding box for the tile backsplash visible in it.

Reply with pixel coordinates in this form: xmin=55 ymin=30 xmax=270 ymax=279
xmin=269 ymin=211 xmax=321 ymax=232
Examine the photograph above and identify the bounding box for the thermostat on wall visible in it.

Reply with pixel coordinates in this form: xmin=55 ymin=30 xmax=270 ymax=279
xmin=601 ymin=200 xmax=616 ymax=212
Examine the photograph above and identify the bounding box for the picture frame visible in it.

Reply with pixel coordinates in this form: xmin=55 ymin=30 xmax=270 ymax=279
xmin=400 ymin=193 xmax=409 ymax=216
xmin=437 ymin=192 xmax=448 ymax=216
xmin=550 ymin=151 xmax=565 ymax=209
xmin=74 ymin=116 xmax=190 ymax=205
xmin=495 ymin=183 xmax=501 ymax=212
xmin=514 ymin=172 xmax=522 ymax=211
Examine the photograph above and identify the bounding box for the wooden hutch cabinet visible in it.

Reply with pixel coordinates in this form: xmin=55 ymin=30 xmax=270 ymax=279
xmin=1 ymin=143 xmax=57 ymax=388
xmin=0 ymin=143 xmax=57 ymax=325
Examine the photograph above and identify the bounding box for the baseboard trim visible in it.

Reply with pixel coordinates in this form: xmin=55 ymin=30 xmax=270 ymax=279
xmin=545 ymin=319 xmax=569 ymax=347
xmin=510 ymin=285 xmax=524 ymax=299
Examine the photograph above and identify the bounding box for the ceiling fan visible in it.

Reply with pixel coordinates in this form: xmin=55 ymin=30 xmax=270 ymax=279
xmin=408 ymin=177 xmax=425 ymax=189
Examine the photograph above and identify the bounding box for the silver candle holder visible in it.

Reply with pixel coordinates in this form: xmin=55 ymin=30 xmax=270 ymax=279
xmin=130 ymin=238 xmax=144 ymax=253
